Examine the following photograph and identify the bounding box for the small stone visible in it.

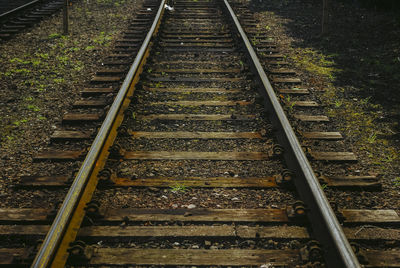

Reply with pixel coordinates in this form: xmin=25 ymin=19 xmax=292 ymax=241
xmin=204 ymin=241 xmax=212 ymax=246
xmin=187 ymin=204 xmax=196 ymax=209
xmin=191 ymin=245 xmax=199 ymax=249
xmin=148 ymin=187 xmax=159 ymax=192
xmin=34 ymin=191 xmax=45 ymax=198
xmin=385 ymin=240 xmax=397 ymax=247
xmin=161 ymin=195 xmax=168 ymax=199
xmin=260 ymin=129 xmax=267 ymax=136
xmin=172 ymin=204 xmax=178 ymax=209
xmin=173 ymin=242 xmax=180 ymax=246
xmin=231 ymin=197 xmax=240 ymax=202
xmin=289 ymin=240 xmax=301 ymax=249
xmin=120 ymin=168 xmax=130 ymax=173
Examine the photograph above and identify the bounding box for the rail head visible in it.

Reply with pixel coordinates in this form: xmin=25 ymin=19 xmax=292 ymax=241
xmin=31 ymin=0 xmax=166 ymax=267
xmin=221 ymin=0 xmax=360 ymax=267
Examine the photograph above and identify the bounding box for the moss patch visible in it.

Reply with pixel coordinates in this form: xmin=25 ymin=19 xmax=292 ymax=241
xmin=289 ymin=47 xmax=340 ymax=81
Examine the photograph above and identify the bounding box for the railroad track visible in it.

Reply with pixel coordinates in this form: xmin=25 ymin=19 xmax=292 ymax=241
xmin=0 ymin=0 xmax=64 ymax=40
xmin=1 ymin=0 xmax=400 ymax=267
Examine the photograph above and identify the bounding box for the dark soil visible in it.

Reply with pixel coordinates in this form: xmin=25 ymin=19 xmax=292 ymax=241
xmin=243 ymin=0 xmax=400 ymax=212
xmin=0 ymin=0 xmax=143 ymax=208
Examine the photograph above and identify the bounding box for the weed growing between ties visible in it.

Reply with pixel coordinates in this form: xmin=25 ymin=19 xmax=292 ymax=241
xmin=170 ymin=183 xmax=190 ymax=193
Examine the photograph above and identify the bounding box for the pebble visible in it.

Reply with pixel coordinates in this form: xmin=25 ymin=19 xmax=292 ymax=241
xmin=172 ymin=204 xmax=178 ymax=208
xmin=191 ymin=245 xmax=199 ymax=249
xmin=260 ymin=129 xmax=267 ymax=136
xmin=231 ymin=197 xmax=240 ymax=201
xmin=161 ymin=195 xmax=168 ymax=199
xmin=148 ymin=187 xmax=159 ymax=192
xmin=260 ymin=264 xmax=273 ymax=268
xmin=120 ymin=168 xmax=130 ymax=174
xmin=289 ymin=240 xmax=301 ymax=249
xmin=187 ymin=204 xmax=196 ymax=209
xmin=243 ymin=240 xmax=256 ymax=247
xmin=267 ymin=239 xmax=279 ymax=248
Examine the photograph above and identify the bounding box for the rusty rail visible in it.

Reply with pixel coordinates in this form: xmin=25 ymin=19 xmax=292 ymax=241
xmin=31 ymin=0 xmax=166 ymax=267
xmin=222 ymin=0 xmax=360 ymax=267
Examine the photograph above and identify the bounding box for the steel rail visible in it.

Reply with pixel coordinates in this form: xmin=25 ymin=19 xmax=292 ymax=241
xmin=31 ymin=0 xmax=166 ymax=267
xmin=221 ymin=0 xmax=361 ymax=267
xmin=0 ymin=0 xmax=42 ymax=20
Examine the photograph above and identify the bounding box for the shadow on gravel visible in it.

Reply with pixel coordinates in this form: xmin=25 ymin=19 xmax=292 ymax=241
xmin=249 ymin=0 xmax=400 ymax=129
